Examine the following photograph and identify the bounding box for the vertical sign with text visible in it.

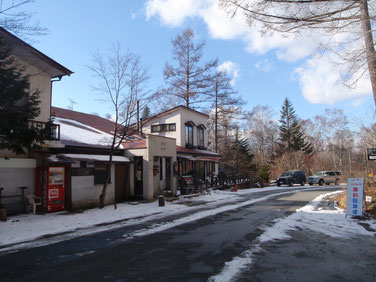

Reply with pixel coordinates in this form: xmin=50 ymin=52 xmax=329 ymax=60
xmin=346 ymin=178 xmax=364 ymax=217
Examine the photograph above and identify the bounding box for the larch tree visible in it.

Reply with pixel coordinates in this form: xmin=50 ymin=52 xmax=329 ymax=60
xmin=89 ymin=42 xmax=150 ymax=208
xmin=163 ymin=28 xmax=218 ymax=109
xmin=220 ymin=0 xmax=376 ymax=108
xmin=278 ymin=98 xmax=312 ymax=154
xmin=211 ymin=70 xmax=244 ymax=152
xmin=141 ymin=104 xmax=151 ymax=120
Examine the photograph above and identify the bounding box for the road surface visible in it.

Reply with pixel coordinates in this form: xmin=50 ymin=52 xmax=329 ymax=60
xmin=1 ymin=187 xmax=374 ymax=281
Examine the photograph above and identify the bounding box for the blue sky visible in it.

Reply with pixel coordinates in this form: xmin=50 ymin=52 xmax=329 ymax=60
xmin=24 ymin=0 xmax=375 ymax=124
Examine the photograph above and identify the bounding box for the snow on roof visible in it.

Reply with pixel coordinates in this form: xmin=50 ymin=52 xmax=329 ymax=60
xmin=54 ymin=117 xmax=117 ymax=148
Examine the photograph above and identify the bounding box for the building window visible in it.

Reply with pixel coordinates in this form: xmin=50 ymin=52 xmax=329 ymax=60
xmin=181 ymin=160 xmax=193 ymax=175
xmin=198 ymin=127 xmax=204 ymax=147
xmin=151 ymin=123 xmax=176 ymax=133
xmin=185 ymin=125 xmax=193 ymax=146
xmin=94 ymin=163 xmax=111 ymax=184
xmin=207 ymin=162 xmax=215 ymax=174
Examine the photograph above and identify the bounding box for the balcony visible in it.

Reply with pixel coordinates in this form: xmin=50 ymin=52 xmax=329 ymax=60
xmin=29 ymin=120 xmax=60 ymax=141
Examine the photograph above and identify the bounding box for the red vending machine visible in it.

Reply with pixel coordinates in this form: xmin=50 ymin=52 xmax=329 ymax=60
xmin=46 ymin=166 xmax=65 ymax=212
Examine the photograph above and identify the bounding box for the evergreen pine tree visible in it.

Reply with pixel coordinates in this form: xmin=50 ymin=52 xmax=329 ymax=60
xmin=278 ymin=98 xmax=312 ymax=154
xmin=0 ymin=36 xmax=41 ymax=154
xmin=141 ymin=105 xmax=151 ymax=120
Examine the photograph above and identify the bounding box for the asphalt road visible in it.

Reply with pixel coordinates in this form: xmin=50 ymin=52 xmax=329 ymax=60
xmin=2 ymin=187 xmax=372 ymax=281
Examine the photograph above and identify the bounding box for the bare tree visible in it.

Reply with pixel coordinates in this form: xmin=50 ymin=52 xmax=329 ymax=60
xmin=0 ymin=0 xmax=46 ymax=36
xmin=211 ymin=70 xmax=244 ymax=152
xmin=162 ymin=28 xmax=218 ymax=108
xmin=88 ymin=42 xmax=150 ymax=208
xmin=220 ymin=0 xmax=376 ymax=107
xmin=246 ymin=105 xmax=279 ymax=167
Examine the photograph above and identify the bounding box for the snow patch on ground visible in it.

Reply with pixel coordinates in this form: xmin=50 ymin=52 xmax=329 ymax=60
xmin=209 ymin=191 xmax=376 ymax=282
xmin=0 ymin=185 xmax=310 ymax=248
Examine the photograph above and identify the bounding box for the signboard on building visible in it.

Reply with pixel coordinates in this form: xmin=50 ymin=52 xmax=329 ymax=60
xmin=367 ymin=148 xmax=376 ymax=160
xmin=346 ymin=178 xmax=364 ymax=217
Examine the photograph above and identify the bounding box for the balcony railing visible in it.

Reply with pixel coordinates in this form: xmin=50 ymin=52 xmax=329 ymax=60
xmin=29 ymin=120 xmax=60 ymax=141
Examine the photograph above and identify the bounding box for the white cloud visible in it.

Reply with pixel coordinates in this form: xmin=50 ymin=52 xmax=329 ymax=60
xmin=255 ymin=59 xmax=273 ymax=73
xmin=145 ymin=0 xmax=203 ymax=27
xmin=144 ymin=0 xmax=372 ymax=105
xmin=295 ymin=54 xmax=371 ymax=105
xmin=218 ymin=61 xmax=240 ymax=86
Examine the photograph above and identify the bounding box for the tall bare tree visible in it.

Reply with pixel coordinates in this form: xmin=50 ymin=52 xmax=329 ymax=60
xmin=0 ymin=0 xmax=46 ymax=36
xmin=246 ymin=105 xmax=279 ymax=166
xmin=211 ymin=70 xmax=244 ymax=152
xmin=220 ymin=0 xmax=376 ymax=107
xmin=89 ymin=43 xmax=150 ymax=208
xmin=162 ymin=28 xmax=218 ymax=108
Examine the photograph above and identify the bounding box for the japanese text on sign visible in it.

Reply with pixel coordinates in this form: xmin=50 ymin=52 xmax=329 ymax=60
xmin=346 ymin=178 xmax=364 ymax=217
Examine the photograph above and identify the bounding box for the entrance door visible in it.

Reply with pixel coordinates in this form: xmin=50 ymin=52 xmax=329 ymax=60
xmin=165 ymin=157 xmax=171 ymax=190
xmin=115 ymin=164 xmax=127 ymax=203
xmin=134 ymin=157 xmax=143 ymax=196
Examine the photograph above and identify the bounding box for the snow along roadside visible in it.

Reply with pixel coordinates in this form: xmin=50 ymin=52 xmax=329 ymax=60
xmin=208 ymin=191 xmax=376 ymax=282
xmin=0 ymin=188 xmax=316 ymax=254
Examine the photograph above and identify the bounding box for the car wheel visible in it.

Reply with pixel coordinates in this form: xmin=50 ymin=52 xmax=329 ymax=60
xmin=309 ymin=182 xmax=313 ymax=186
xmin=277 ymin=181 xmax=281 ymax=187
xmin=301 ymin=180 xmax=305 ymax=186
xmin=319 ymin=179 xmax=324 ymax=186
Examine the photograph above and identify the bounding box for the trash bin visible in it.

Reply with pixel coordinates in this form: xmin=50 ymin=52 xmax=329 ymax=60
xmin=158 ymin=195 xmax=165 ymax=207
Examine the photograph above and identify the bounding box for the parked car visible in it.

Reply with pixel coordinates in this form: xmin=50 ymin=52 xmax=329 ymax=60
xmin=308 ymin=171 xmax=341 ymax=186
xmin=276 ymin=170 xmax=306 ymax=187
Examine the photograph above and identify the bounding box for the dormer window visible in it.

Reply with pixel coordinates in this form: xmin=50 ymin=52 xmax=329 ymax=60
xmin=197 ymin=124 xmax=206 ymax=147
xmin=185 ymin=121 xmax=195 ymax=147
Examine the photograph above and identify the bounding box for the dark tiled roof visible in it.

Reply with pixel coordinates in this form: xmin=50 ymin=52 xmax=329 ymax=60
xmin=52 ymin=107 xmax=117 ymax=135
xmin=52 ymin=106 xmax=142 ymax=144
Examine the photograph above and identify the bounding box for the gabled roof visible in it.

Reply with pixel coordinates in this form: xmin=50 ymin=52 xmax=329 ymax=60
xmin=135 ymin=105 xmax=209 ymax=127
xmin=0 ymin=27 xmax=73 ymax=78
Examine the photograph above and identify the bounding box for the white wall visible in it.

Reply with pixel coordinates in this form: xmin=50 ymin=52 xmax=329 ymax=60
xmin=143 ymin=112 xmax=182 ymax=145
xmin=71 ymin=164 xmax=115 ymax=209
xmin=0 ymin=167 xmax=35 ymax=213
xmin=178 ymin=108 xmax=208 ymax=148
xmin=13 ymin=56 xmax=52 ymax=123
xmin=143 ymin=107 xmax=209 ymax=148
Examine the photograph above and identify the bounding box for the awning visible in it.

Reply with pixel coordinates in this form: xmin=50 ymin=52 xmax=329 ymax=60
xmin=178 ymin=155 xmax=220 ymax=162
xmin=48 ymin=154 xmax=131 ymax=163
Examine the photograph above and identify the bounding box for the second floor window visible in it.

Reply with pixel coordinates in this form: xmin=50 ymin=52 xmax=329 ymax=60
xmin=151 ymin=123 xmax=176 ymax=133
xmin=185 ymin=125 xmax=193 ymax=146
xmin=198 ymin=127 xmax=204 ymax=147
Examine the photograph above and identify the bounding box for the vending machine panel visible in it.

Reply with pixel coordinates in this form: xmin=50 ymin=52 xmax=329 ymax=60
xmin=46 ymin=166 xmax=65 ymax=212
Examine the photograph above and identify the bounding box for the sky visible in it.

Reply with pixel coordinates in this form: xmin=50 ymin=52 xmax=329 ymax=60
xmin=17 ymin=0 xmax=376 ymax=126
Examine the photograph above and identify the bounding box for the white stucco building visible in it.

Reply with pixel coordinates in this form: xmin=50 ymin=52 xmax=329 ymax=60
xmin=0 ymin=28 xmax=72 ymax=215
xmin=125 ymin=106 xmax=220 ymax=200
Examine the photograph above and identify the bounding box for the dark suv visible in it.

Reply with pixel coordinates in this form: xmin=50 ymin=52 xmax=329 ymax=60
xmin=277 ymin=170 xmax=306 ymax=187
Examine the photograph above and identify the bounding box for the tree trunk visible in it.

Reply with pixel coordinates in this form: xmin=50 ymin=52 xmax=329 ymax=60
xmin=215 ymin=82 xmax=218 ymax=153
xmin=360 ymin=0 xmax=376 ymax=107
xmin=100 ymin=144 xmax=115 ymax=209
